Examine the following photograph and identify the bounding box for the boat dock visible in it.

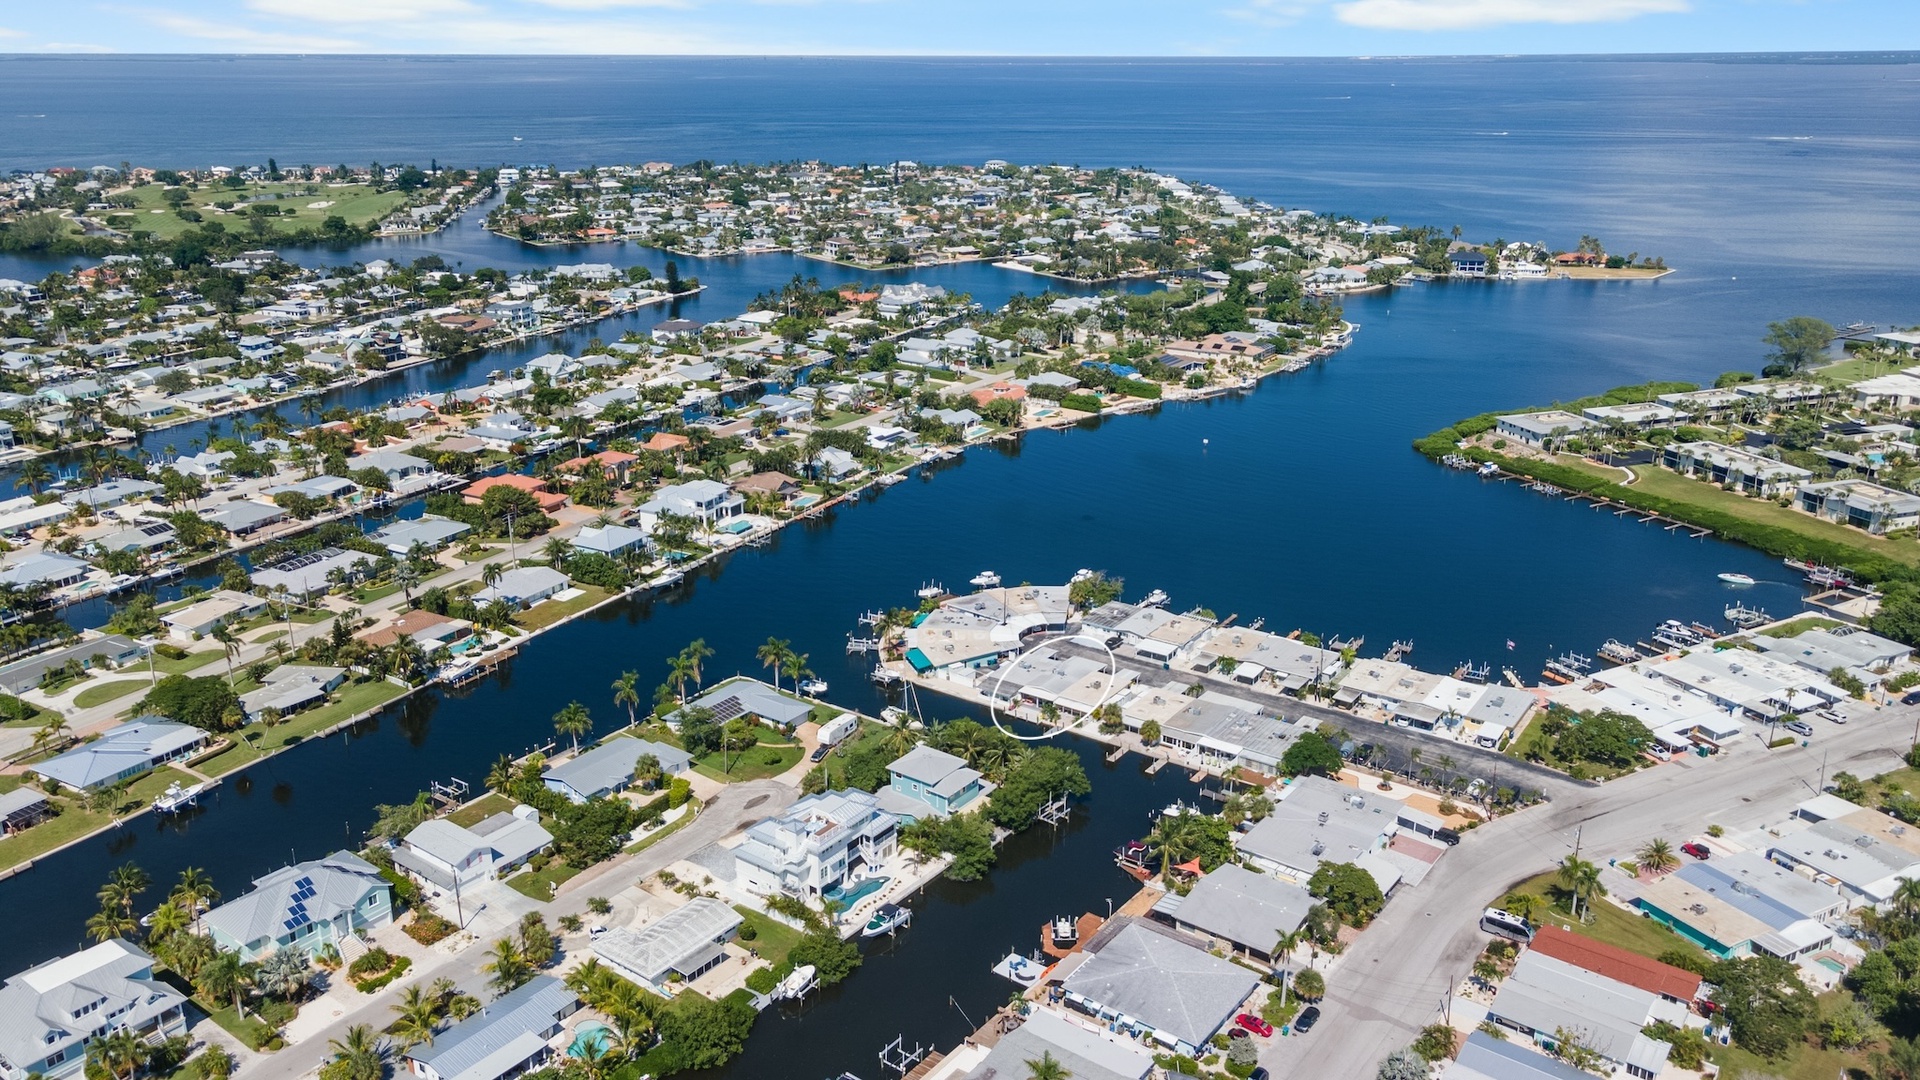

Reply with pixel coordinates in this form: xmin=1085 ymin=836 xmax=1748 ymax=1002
xmin=1477 ymin=471 xmax=1714 ymax=538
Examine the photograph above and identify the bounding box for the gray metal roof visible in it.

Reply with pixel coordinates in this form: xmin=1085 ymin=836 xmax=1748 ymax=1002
xmin=543 ymin=737 xmax=690 ymax=800
xmin=410 ymin=976 xmax=575 ymax=1080
xmin=1152 ymin=863 xmax=1311 ymax=950
xmin=0 ymin=940 xmax=185 ymax=1078
xmin=887 ymin=744 xmax=971 ymax=787
xmin=31 ymin=719 xmax=205 ymax=790
xmin=201 ymin=850 xmax=387 ymax=949
xmin=1487 ymin=952 xmax=1673 ymax=1073
xmin=1450 ymin=1030 xmax=1597 ymax=1080
xmin=961 ymin=1008 xmax=1153 ymax=1080
xmin=1060 ymin=919 xmax=1259 ymax=1050
xmin=591 ymin=897 xmax=741 ymax=982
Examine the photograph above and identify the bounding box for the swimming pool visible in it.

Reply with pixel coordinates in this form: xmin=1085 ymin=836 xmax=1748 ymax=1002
xmin=568 ymin=1022 xmax=612 ymax=1058
xmin=1814 ymin=956 xmax=1847 ymax=975
xmin=824 ymin=876 xmax=889 ymax=907
xmin=719 ymin=519 xmax=753 ymax=535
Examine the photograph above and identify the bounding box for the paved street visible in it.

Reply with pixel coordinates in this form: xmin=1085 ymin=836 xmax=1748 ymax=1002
xmin=233 ymin=778 xmax=796 ymax=1080
xmin=1262 ymin=704 xmax=1914 ymax=1078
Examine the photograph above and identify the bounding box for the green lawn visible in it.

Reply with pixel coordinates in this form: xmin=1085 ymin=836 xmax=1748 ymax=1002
xmin=193 ymin=997 xmax=279 ymax=1053
xmin=197 ymin=678 xmax=412 ymax=776
xmin=118 ymin=180 xmax=408 ymax=242
xmin=1502 ymin=871 xmax=1711 ymax=965
xmin=0 ymin=766 xmax=199 ymax=871
xmin=623 ymin=799 xmax=700 ymax=856
xmin=514 ymin=585 xmax=612 ymax=632
xmin=693 ymin=742 xmax=804 ymax=783
xmin=446 ymin=792 xmax=513 ymax=828
xmin=1815 ymin=355 xmax=1903 ymax=387
xmin=811 ymin=722 xmax=888 ymax=788
xmin=73 ymin=679 xmax=150 ymax=709
xmin=732 ymin=905 xmax=805 ymax=967
xmin=1710 ymin=992 xmax=1865 ymax=1080
xmin=154 ymin=651 xmax=223 ymax=676
xmin=507 ymin=862 xmax=581 ymax=901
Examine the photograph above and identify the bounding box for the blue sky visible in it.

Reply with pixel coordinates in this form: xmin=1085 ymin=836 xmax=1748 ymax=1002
xmin=1 ymin=0 xmax=1913 ymax=55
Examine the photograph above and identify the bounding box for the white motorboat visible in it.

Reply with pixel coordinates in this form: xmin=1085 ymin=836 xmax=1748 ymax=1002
xmin=1049 ymin=915 xmax=1079 ymax=947
xmin=1718 ymin=573 xmax=1757 ymax=586
xmin=1070 ymin=568 xmax=1095 ymax=583
xmin=916 ymin=582 xmax=944 ymax=599
xmin=1476 ymin=462 xmax=1500 ymax=477
xmin=861 ymin=904 xmax=912 ymax=938
xmin=153 ymin=781 xmax=205 ymax=814
xmin=969 ymin=570 xmax=1001 ymax=588
xmin=799 ymin=678 xmax=829 ymax=695
xmin=772 ymin=963 xmax=818 ymax=1000
xmin=1141 ymin=588 xmax=1169 ymax=607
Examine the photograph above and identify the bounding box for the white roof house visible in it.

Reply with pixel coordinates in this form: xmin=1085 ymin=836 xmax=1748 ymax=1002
xmin=732 ymin=789 xmax=900 ymax=901
xmin=395 ymin=808 xmax=553 ymax=890
xmin=1235 ymin=776 xmax=1399 ymax=887
xmin=1057 ymin=919 xmax=1260 ymax=1057
xmin=202 ymin=850 xmax=393 ymax=962
xmin=1149 ymin=862 xmax=1313 ymax=965
xmin=30 ymin=719 xmax=206 ymax=792
xmin=474 ymin=566 xmax=570 ymax=608
xmin=0 ymin=941 xmax=189 ymax=1080
xmin=405 ymin=976 xmax=579 ymax=1080
xmin=590 ymin=897 xmax=742 ymax=994
xmin=1485 ymin=951 xmax=1681 ymax=1080
xmin=160 ymin=589 xmax=267 ymax=642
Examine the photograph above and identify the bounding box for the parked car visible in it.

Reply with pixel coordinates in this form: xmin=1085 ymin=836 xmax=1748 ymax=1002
xmin=1294 ymin=1006 xmax=1321 ymax=1033
xmin=1904 ymin=689 xmax=1920 ymax=706
xmin=1236 ymin=1013 xmax=1275 ymax=1037
xmin=1249 ymin=1070 xmax=1270 ymax=1080
xmin=1815 ymin=708 xmax=1847 ymax=725
xmin=1434 ymin=828 xmax=1462 ymax=846
xmin=1682 ymin=842 xmax=1711 ymax=860
xmin=1785 ymin=720 xmax=1814 ymax=737
xmin=809 ymin=744 xmax=831 ymax=763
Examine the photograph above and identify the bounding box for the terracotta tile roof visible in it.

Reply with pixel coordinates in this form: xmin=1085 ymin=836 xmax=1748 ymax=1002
xmin=1527 ymin=925 xmax=1701 ymax=1001
xmin=642 ymin=433 xmax=691 ymax=453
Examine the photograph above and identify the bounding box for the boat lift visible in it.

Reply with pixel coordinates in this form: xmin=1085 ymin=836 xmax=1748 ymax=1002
xmin=1036 ymin=792 xmax=1072 ymax=826
xmin=877 ymin=1036 xmax=928 ymax=1077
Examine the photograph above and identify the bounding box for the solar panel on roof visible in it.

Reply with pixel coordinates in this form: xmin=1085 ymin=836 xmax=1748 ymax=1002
xmin=708 ymin=696 xmax=745 ymax=722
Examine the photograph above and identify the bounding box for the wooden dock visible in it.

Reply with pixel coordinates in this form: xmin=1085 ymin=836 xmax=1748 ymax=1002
xmin=1144 ymin=755 xmax=1170 ymax=775
xmin=1492 ymin=471 xmax=1713 ymax=537
xmin=1105 ymin=745 xmax=1128 ymax=763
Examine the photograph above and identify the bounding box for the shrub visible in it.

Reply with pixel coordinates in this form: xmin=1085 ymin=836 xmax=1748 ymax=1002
xmin=737 ymin=922 xmax=758 ymax=942
xmin=1060 ymin=392 xmax=1104 ymax=413
xmin=404 ymin=912 xmax=457 ymax=946
xmin=744 ymin=966 xmax=778 ymax=994
xmin=347 ymin=947 xmax=395 ymax=978
xmin=355 ymin=956 xmax=411 ymax=993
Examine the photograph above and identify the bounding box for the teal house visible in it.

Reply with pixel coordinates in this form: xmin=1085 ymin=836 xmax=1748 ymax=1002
xmin=880 ymin=745 xmax=988 ymax=823
xmin=201 ymin=851 xmax=393 ymax=961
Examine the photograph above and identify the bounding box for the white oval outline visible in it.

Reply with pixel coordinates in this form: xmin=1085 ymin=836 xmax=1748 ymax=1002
xmin=984 ymin=632 xmax=1120 ymax=742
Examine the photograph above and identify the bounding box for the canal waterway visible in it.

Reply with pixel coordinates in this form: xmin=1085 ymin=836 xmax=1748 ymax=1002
xmin=0 ymin=52 xmax=1916 ymax=1079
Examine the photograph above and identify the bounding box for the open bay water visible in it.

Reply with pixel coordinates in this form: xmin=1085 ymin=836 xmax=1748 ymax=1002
xmin=0 ymin=54 xmax=1916 ymax=1077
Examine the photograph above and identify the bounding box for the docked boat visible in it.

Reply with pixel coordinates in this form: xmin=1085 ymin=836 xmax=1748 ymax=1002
xmin=969 ymin=570 xmax=1001 ymax=589
xmin=799 ymin=678 xmax=829 ymax=695
xmin=847 ymin=489 xmax=861 ymax=503
xmin=877 ymin=473 xmax=904 ymax=486
xmin=1114 ymin=840 xmax=1153 ymax=881
xmin=916 ymin=581 xmax=944 ymax=599
xmin=861 ymin=904 xmax=912 ymax=938
xmin=1718 ymin=573 xmax=1756 ymax=586
xmin=772 ymin=964 xmax=818 ymax=1000
xmin=1540 ymin=652 xmax=1592 ymax=685
xmin=652 ymin=569 xmax=684 ymax=588
xmin=153 ymin=781 xmax=205 ymax=814
xmin=1070 ymin=568 xmax=1095 ymax=584
xmin=1141 ymin=588 xmax=1169 ymax=607
xmin=870 ymin=667 xmax=904 ymax=688
xmin=1049 ymin=915 xmax=1079 ymax=948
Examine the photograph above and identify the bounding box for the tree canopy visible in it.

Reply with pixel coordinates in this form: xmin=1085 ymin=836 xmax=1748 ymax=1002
xmin=1282 ymin=730 xmax=1344 ymax=777
xmin=137 ymin=674 xmax=241 ymax=731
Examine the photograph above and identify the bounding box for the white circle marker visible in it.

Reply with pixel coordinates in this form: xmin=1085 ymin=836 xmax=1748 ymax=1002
xmin=984 ymin=632 xmax=1121 ymax=743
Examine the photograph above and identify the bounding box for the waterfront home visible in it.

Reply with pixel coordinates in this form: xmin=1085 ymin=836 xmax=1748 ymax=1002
xmin=1656 ymin=386 xmax=1748 ymax=419
xmin=732 ymin=789 xmax=900 ymax=901
xmin=237 ymin=665 xmax=345 ymax=723
xmin=637 ymin=479 xmax=744 ymax=526
xmin=640 ymin=432 xmax=691 ymax=456
xmin=0 ymin=551 xmax=92 ymax=590
xmin=360 ymin=609 xmax=475 ymax=652
xmin=1461 ymin=686 xmax=1534 ymax=749
xmin=60 ymin=478 xmax=160 ymax=511
xmin=31 ymin=718 xmax=206 ymax=792
xmin=251 ymin=547 xmax=378 ymax=596
xmin=557 ymin=449 xmax=638 ymax=485
xmin=0 ymin=787 xmax=52 ymax=835
xmin=571 ymin=523 xmax=650 ymax=560
xmin=1116 ymin=686 xmax=1298 ymax=775
xmin=1149 ymin=863 xmax=1312 ymax=967
xmin=879 ymin=744 xmax=987 ymax=822
xmin=0 ymin=497 xmax=72 ymax=538
xmin=1234 ymin=776 xmax=1399 ymax=890
xmin=903 ymin=587 xmax=1074 ymax=679
xmin=948 ymin=1007 xmax=1154 ymax=1080
xmin=347 ymin=449 xmax=435 ymax=487
xmin=755 ymin=393 xmax=811 ymax=424
xmin=1633 ymin=853 xmax=1842 ymax=961
xmin=461 ymin=474 xmax=569 ymax=513
xmin=1483 ymin=951 xmax=1680 ymax=1080
xmin=1083 ymin=602 xmax=1213 ymax=666
xmin=650 ymin=319 xmax=704 ymax=342
xmin=404 ymin=976 xmax=579 ymax=1080
xmin=161 ymin=589 xmax=268 ymax=642
xmin=203 ymin=500 xmax=289 ymax=537
xmin=1493 ymin=410 xmax=1596 ymax=448
xmin=1737 ymin=380 xmax=1827 ymax=406
xmin=202 ymin=850 xmax=393 ymax=962
xmin=0 ymin=633 xmax=148 ymax=695
xmin=1449 ymin=1030 xmax=1615 ymax=1080
xmin=1852 ymin=369 xmax=1920 ymax=410
xmin=370 ymin=516 xmax=472 ymax=556
xmin=1661 ymin=440 xmax=1811 ymax=497
xmin=474 ymin=566 xmax=570 ymax=609
xmin=1545 ymin=664 xmax=1744 ymax=752
xmin=0 ymin=940 xmax=189 ymax=1080
xmin=1641 ymin=649 xmax=1845 ymax=720
xmin=1055 ymin=918 xmax=1260 ymax=1058
xmin=1446 ymin=250 xmax=1489 ymax=277
xmin=543 ymin=736 xmax=691 ymax=803
xmin=1796 ymin=478 xmax=1920 ymax=535
xmin=733 ymin=471 xmax=803 ymax=506
xmin=525 ymin=352 xmax=582 ymax=383
xmin=675 ymin=680 xmax=812 ymax=731
xmin=1750 ymin=625 xmax=1910 ymax=685
xmin=396 ymin=807 xmax=554 ymax=890
xmin=265 ymin=475 xmax=360 ymax=503
xmin=1766 ymin=811 xmax=1920 ymax=907
xmin=967 ymin=381 xmax=1027 ymax=409
xmin=810 ymin=446 xmax=863 ymax=483
xmin=590 ymin=897 xmax=742 ymax=996
xmin=1579 ymin=401 xmax=1679 ymax=428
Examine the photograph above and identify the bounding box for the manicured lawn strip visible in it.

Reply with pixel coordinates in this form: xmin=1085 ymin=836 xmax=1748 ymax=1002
xmin=154 ymin=651 xmax=224 ymax=676
xmin=507 ymin=862 xmax=581 ymax=901
xmin=693 ymin=742 xmax=803 ymax=783
xmin=73 ymin=679 xmax=150 ymax=709
xmin=732 ymin=905 xmax=804 ymax=967
xmin=446 ymin=792 xmax=514 ymax=828
xmin=1504 ymin=871 xmax=1710 ymax=965
xmin=514 ymin=585 xmax=612 ymax=632
xmin=1756 ymin=616 xmax=1844 ymax=639
xmin=198 ymin=678 xmax=412 ymax=776
xmin=0 ymin=766 xmax=198 ymax=869
xmin=194 ymin=997 xmax=279 ymax=1052
xmin=623 ymin=799 xmax=700 ymax=855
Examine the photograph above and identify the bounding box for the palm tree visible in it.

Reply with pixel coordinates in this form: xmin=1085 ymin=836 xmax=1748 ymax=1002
xmin=88 ymin=1028 xmax=147 ymax=1080
xmin=19 ymin=459 xmax=51 ymax=496
xmin=1897 ymin=877 xmax=1920 ymax=922
xmin=210 ymin=622 xmax=240 ymax=688
xmin=1499 ymin=890 xmax=1544 ymax=924
xmin=632 ymin=753 xmax=663 ymax=792
xmin=678 ymin=639 xmax=714 ymax=692
xmin=782 ymin=650 xmax=812 ymax=692
xmin=394 ymin=563 xmax=421 ymax=605
xmin=542 ymin=536 xmax=573 ymax=566
xmin=757 ymin=637 xmax=792 ymax=691
xmin=199 ymin=951 xmax=252 ymax=1012
xmin=144 ymin=900 xmax=190 ymax=942
xmin=553 ymin=702 xmax=592 ymax=753
xmin=486 ymin=754 xmax=516 ymax=794
xmin=171 ymin=866 xmax=220 ymax=920
xmin=86 ymin=906 xmax=138 ymax=943
xmin=1637 ymin=838 xmax=1678 ymax=877
xmin=481 ymin=561 xmax=504 ymax=590
xmin=390 ymin=984 xmax=441 ymax=1050
xmin=99 ymin=862 xmax=150 ymax=920
xmin=1557 ymin=855 xmax=1602 ymax=921
xmin=611 ymin=670 xmax=640 ymax=726
xmin=326 ymin=1025 xmax=389 ymax=1080
xmin=1024 ymin=1051 xmax=1071 ymax=1080
xmin=666 ymin=654 xmax=695 ymax=702
xmin=255 ymin=948 xmax=314 ymax=1002
xmin=197 ymin=1045 xmax=236 ymax=1080
xmin=483 ymin=938 xmax=532 ymax=996
xmin=30 ymin=713 xmax=71 ymax=755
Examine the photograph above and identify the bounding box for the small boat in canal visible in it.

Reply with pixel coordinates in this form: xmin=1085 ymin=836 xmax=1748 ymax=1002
xmin=1718 ymin=572 xmax=1756 ymax=585
xmin=861 ymin=904 xmax=911 ymax=938
xmin=799 ymin=678 xmax=829 ymax=695
xmin=1114 ymin=839 xmax=1153 ymax=881
xmin=969 ymin=570 xmax=1001 ymax=588
xmin=772 ymin=963 xmax=818 ymax=1000
xmin=1049 ymin=915 xmax=1079 ymax=948
xmin=153 ymin=781 xmax=206 ymax=814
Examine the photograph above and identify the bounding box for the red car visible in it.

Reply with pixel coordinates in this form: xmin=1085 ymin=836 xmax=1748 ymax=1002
xmin=1236 ymin=1013 xmax=1275 ymax=1038
xmin=1682 ymin=842 xmax=1711 ymax=860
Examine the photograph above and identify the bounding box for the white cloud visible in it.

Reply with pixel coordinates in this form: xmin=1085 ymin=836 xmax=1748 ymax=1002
xmin=1222 ymin=0 xmax=1313 ymax=28
xmin=1334 ymin=0 xmax=1688 ymax=30
xmin=0 ymin=26 xmax=27 ymax=38
xmin=246 ymin=0 xmax=480 ymax=22
xmin=139 ymin=11 xmax=365 ymax=49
